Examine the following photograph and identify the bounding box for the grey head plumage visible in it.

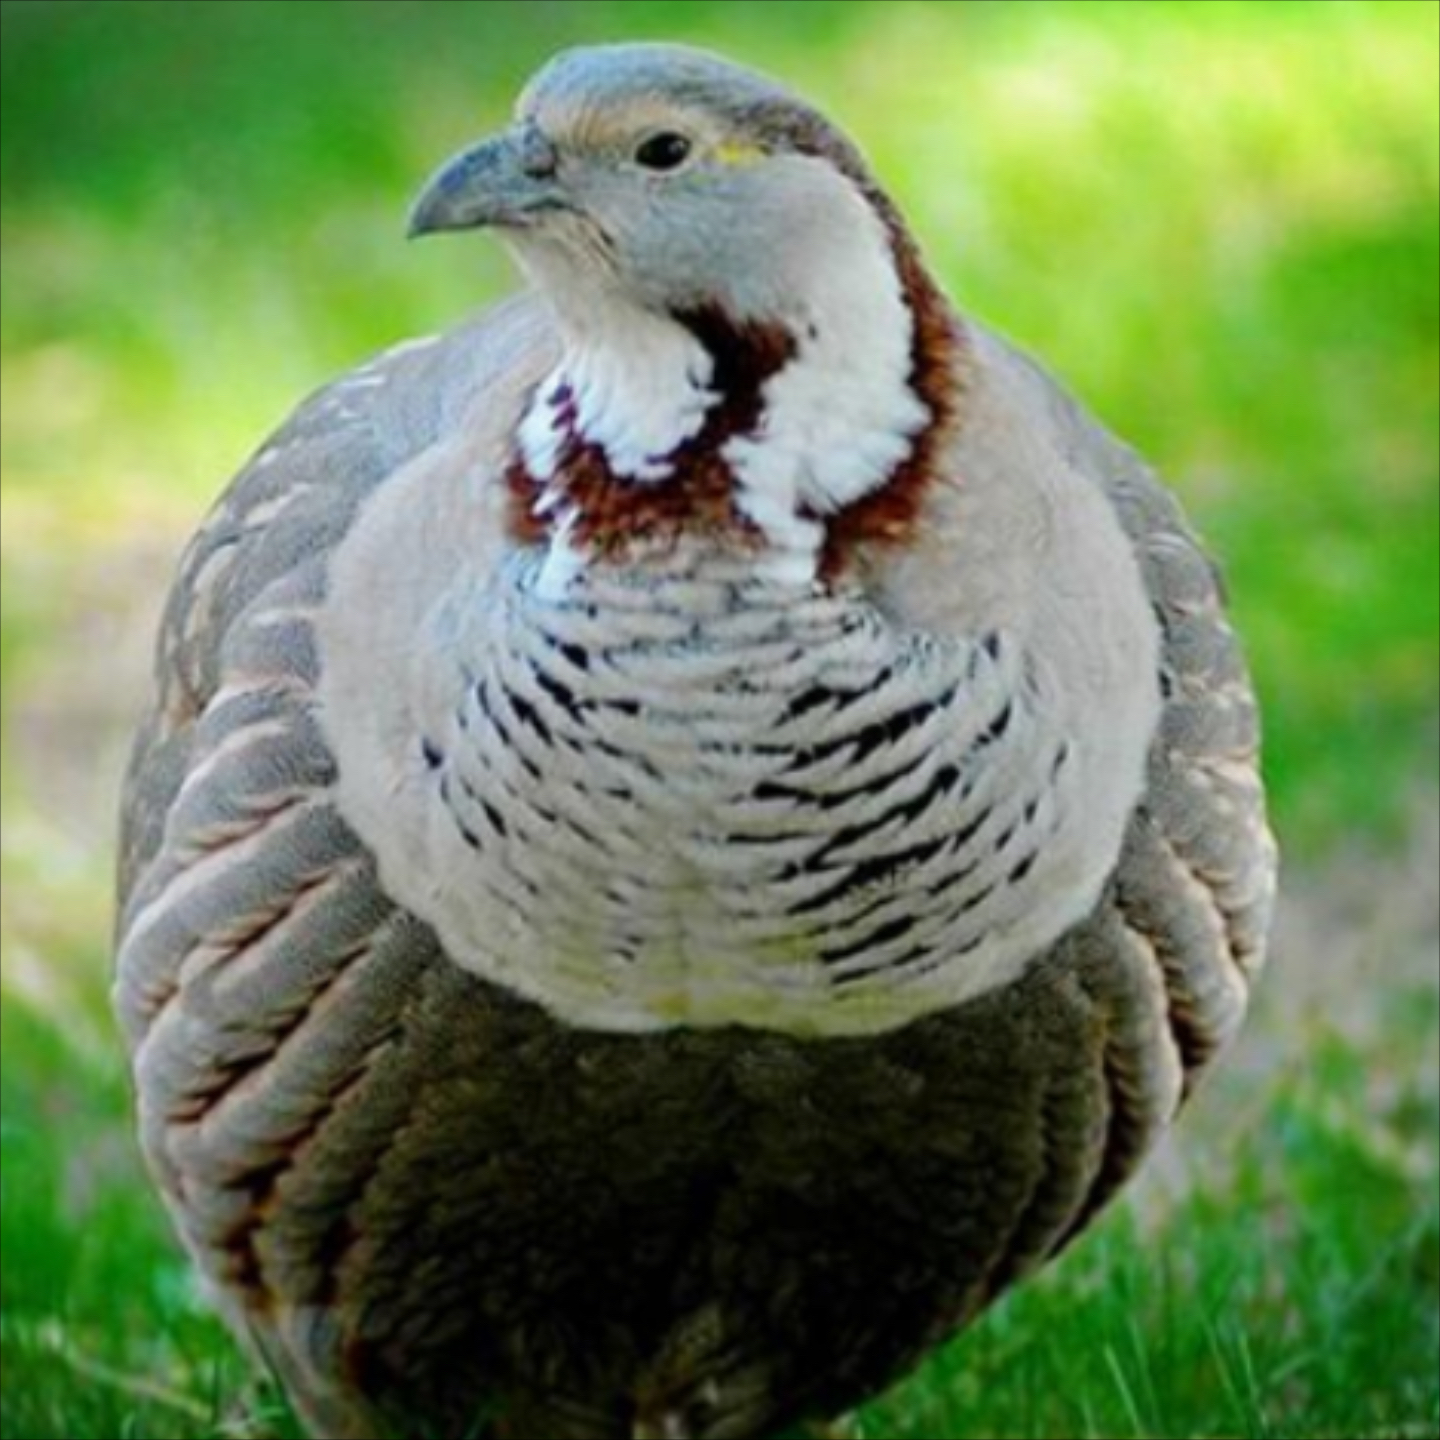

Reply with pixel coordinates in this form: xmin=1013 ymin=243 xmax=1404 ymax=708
xmin=410 ymin=43 xmax=888 ymax=327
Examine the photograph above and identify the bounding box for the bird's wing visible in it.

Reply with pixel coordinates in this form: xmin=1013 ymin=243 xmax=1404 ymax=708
xmin=113 ymin=294 xmax=557 ymax=1438
xmin=862 ymin=321 xmax=1277 ymax=1234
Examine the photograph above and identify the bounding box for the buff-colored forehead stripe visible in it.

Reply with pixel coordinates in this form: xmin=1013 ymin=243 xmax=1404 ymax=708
xmin=519 ymin=91 xmax=771 ymax=164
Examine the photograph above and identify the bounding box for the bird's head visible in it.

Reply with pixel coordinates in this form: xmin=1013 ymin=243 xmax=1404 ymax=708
xmin=409 ymin=45 xmax=959 ymax=588
xmin=409 ymin=43 xmax=890 ymax=328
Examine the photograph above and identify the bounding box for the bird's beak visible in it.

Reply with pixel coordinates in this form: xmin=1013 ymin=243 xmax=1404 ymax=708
xmin=407 ymin=123 xmax=564 ymax=238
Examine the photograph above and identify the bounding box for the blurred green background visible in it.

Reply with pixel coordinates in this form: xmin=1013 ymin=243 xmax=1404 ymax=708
xmin=1 ymin=3 xmax=1436 ymax=1438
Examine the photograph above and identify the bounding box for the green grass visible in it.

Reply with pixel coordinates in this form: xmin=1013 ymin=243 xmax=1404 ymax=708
xmin=1 ymin=3 xmax=1437 ymax=1438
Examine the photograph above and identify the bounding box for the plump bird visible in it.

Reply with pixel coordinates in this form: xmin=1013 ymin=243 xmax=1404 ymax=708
xmin=114 ymin=43 xmax=1278 ymax=1440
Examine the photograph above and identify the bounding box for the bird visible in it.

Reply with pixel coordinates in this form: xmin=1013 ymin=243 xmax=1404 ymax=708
xmin=114 ymin=42 xmax=1278 ymax=1440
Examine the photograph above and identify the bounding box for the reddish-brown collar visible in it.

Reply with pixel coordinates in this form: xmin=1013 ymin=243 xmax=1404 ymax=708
xmin=506 ymin=310 xmax=795 ymax=558
xmin=506 ymin=199 xmax=965 ymax=580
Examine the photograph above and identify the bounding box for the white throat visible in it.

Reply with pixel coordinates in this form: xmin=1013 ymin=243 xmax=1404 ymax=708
xmin=519 ymin=191 xmax=931 ymax=589
xmin=519 ymin=302 xmax=717 ymax=485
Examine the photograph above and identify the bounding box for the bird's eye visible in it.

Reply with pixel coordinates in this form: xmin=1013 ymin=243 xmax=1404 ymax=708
xmin=634 ymin=133 xmax=694 ymax=172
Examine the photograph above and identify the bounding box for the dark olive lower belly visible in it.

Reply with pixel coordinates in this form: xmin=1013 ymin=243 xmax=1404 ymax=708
xmin=244 ymin=910 xmax=1151 ymax=1440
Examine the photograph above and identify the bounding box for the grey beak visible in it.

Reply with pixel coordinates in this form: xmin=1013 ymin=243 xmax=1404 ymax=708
xmin=408 ymin=124 xmax=564 ymax=238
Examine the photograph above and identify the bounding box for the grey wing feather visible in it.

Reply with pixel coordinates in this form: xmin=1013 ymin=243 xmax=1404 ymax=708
xmin=1023 ymin=339 xmax=1278 ymax=1077
xmin=114 ymin=298 xmax=551 ymax=1439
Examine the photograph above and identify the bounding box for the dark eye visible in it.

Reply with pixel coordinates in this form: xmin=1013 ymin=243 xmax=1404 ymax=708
xmin=634 ymin=132 xmax=694 ymax=172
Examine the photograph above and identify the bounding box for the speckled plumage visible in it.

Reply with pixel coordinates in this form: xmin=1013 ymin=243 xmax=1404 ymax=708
xmin=116 ymin=44 xmax=1276 ymax=1440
